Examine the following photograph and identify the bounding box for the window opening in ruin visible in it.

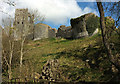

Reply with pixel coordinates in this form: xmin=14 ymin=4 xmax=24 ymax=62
xmin=17 ymin=22 xmax=19 ymax=24
xmin=22 ymin=22 xmax=24 ymax=24
xmin=76 ymin=21 xmax=79 ymax=24
xmin=28 ymin=17 xmax=30 ymax=22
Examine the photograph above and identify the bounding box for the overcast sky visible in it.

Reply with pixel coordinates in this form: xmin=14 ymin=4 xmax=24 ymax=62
xmin=0 ymin=0 xmax=107 ymax=28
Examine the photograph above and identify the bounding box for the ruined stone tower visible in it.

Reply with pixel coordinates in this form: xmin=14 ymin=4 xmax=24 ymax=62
xmin=14 ymin=9 xmax=34 ymax=40
xmin=71 ymin=17 xmax=88 ymax=39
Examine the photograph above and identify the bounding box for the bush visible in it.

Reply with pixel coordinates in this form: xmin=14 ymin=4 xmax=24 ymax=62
xmin=86 ymin=15 xmax=100 ymax=36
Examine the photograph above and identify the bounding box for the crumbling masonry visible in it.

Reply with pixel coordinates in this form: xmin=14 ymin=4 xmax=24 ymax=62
xmin=14 ymin=9 xmax=56 ymax=40
xmin=13 ymin=9 xmax=99 ymax=40
xmin=14 ymin=9 xmax=34 ymax=40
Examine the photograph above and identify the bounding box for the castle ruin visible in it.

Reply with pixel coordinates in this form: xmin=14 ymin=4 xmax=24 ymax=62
xmin=56 ymin=25 xmax=72 ymax=39
xmin=13 ymin=9 xmax=56 ymax=40
xmin=34 ymin=23 xmax=56 ymax=40
xmin=13 ymin=9 xmax=99 ymax=40
xmin=70 ymin=15 xmax=88 ymax=39
xmin=14 ymin=9 xmax=34 ymax=40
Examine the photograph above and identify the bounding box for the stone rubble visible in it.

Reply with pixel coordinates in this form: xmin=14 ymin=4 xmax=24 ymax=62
xmin=40 ymin=59 xmax=60 ymax=81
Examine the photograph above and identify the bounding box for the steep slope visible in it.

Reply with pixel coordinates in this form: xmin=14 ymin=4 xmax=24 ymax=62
xmin=8 ymin=33 xmax=116 ymax=82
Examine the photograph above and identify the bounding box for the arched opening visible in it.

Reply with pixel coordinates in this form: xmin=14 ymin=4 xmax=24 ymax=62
xmin=17 ymin=22 xmax=19 ymax=24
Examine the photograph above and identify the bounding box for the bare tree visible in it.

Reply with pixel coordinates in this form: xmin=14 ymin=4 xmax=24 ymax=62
xmin=97 ymin=1 xmax=120 ymax=81
xmin=2 ymin=0 xmax=16 ymax=6
xmin=29 ymin=9 xmax=45 ymax=23
xmin=2 ymin=18 xmax=14 ymax=36
xmin=0 ymin=0 xmax=15 ymax=13
xmin=19 ymin=24 xmax=29 ymax=69
xmin=19 ymin=10 xmax=45 ymax=67
xmin=2 ymin=22 xmax=15 ymax=80
xmin=1 ymin=0 xmax=16 ymax=80
xmin=103 ymin=2 xmax=120 ymax=35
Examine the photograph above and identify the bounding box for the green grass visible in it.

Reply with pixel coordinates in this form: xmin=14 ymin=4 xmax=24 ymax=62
xmin=4 ymin=33 xmax=117 ymax=82
xmin=23 ymin=34 xmax=106 ymax=81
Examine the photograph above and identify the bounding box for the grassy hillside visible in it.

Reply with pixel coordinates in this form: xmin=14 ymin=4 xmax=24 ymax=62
xmin=3 ymin=33 xmax=120 ymax=82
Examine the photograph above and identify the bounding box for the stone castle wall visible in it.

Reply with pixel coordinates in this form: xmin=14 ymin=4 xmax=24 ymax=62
xmin=13 ymin=9 xmax=100 ymax=40
xmin=48 ymin=28 xmax=56 ymax=38
xmin=71 ymin=16 xmax=88 ymax=39
xmin=34 ymin=23 xmax=48 ymax=40
xmin=14 ymin=9 xmax=34 ymax=40
xmin=34 ymin=23 xmax=56 ymax=40
xmin=13 ymin=9 xmax=56 ymax=41
xmin=56 ymin=25 xmax=72 ymax=39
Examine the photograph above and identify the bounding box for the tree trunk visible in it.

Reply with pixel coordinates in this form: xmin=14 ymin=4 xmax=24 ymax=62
xmin=3 ymin=53 xmax=12 ymax=80
xmin=97 ymin=1 xmax=120 ymax=80
xmin=8 ymin=39 xmax=14 ymax=80
xmin=20 ymin=37 xmax=25 ymax=68
xmin=8 ymin=66 xmax=12 ymax=80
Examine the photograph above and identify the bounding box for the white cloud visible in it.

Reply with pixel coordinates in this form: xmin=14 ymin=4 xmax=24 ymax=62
xmin=83 ymin=7 xmax=98 ymax=16
xmin=76 ymin=0 xmax=96 ymax=2
xmin=0 ymin=0 xmax=98 ymax=26
xmin=76 ymin=0 xmax=120 ymax=2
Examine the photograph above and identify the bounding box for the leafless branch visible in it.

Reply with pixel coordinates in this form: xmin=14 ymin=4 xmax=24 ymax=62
xmin=29 ymin=9 xmax=45 ymax=23
xmin=3 ymin=0 xmax=16 ymax=6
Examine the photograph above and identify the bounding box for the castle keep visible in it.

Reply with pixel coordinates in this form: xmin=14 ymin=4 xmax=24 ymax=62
xmin=14 ymin=9 xmax=34 ymax=40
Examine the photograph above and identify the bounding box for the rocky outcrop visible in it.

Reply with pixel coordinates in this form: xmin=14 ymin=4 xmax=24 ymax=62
xmin=34 ymin=23 xmax=56 ymax=41
xmin=56 ymin=25 xmax=72 ymax=39
xmin=40 ymin=59 xmax=60 ymax=81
